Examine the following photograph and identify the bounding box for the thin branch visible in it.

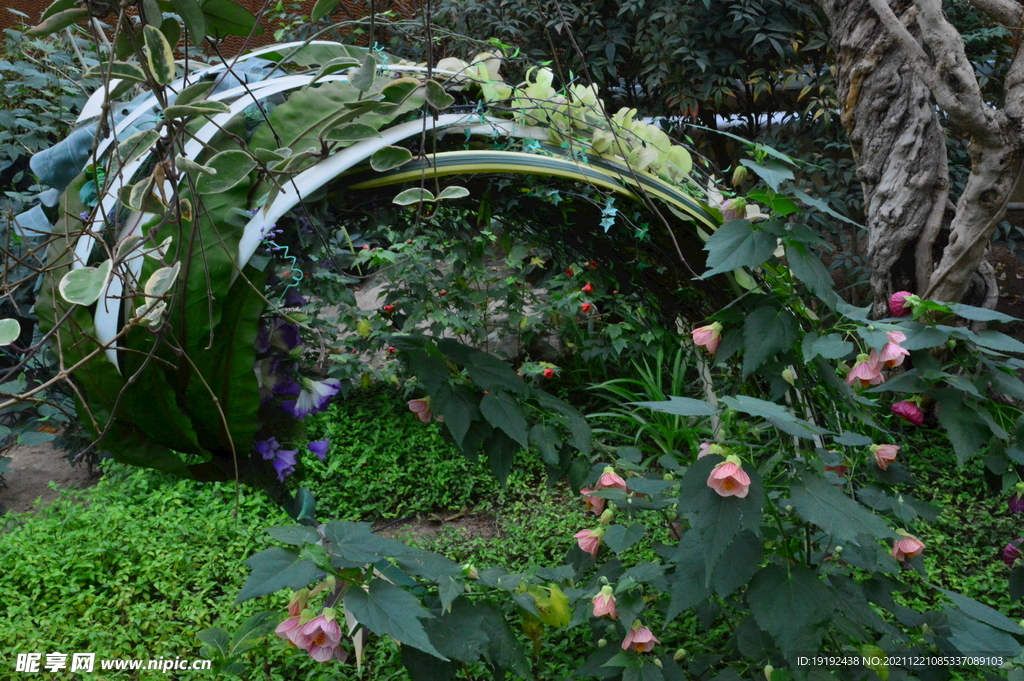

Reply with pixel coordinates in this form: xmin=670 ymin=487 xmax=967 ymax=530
xmin=964 ymin=0 xmax=1023 ymax=28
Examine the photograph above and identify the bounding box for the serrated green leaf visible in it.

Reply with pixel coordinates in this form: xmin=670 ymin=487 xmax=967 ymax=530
xmin=785 ymin=240 xmax=838 ymax=307
xmin=974 ymin=329 xmax=1024 ymax=354
xmin=480 ymin=391 xmax=529 ymax=448
xmin=720 ymin=394 xmax=829 ymax=439
xmin=603 ymin=523 xmax=646 ymax=554
xmin=950 ymin=303 xmax=1018 ymax=323
xmin=433 ymin=383 xmax=480 ymax=446
xmin=747 ymin=564 xmax=835 ymax=658
xmin=345 ymin=579 xmax=446 ymax=659
xmin=236 ymin=548 xmax=320 ymax=602
xmin=197 ymin=627 xmax=230 ymax=657
xmin=742 ymin=305 xmax=797 ymax=375
xmin=393 ymin=188 xmax=435 ymax=205
xmin=929 ymin=389 xmax=991 ymax=466
xmin=665 ymin=532 xmax=709 ymax=623
xmin=196 ymin=150 xmax=257 ymax=193
xmin=789 ymin=475 xmax=898 ymax=545
xmin=630 ymin=395 xmax=719 ymax=416
xmin=740 ymin=159 xmax=794 ymax=192
xmin=530 ymin=423 xmax=561 ymax=465
xmin=323 ymin=521 xmax=408 ymax=565
xmin=58 ymin=260 xmax=112 ymax=306
xmin=943 ymin=606 xmax=1022 ymax=657
xmin=701 ymin=220 xmax=778 ymax=278
xmin=747 ymin=189 xmax=798 ymax=216
xmin=801 ymin=332 xmax=853 ymax=361
xmin=144 ymin=24 xmax=177 ymax=84
xmin=265 ymin=525 xmax=320 ymax=546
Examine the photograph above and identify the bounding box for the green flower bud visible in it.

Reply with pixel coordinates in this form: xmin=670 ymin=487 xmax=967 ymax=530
xmin=598 ymin=638 xmax=607 ymax=648
xmin=673 ymin=648 xmax=687 ymax=662
xmin=732 ymin=165 xmax=749 ymax=186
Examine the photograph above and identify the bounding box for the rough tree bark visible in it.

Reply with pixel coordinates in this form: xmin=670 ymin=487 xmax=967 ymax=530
xmin=815 ymin=0 xmax=1024 ymax=315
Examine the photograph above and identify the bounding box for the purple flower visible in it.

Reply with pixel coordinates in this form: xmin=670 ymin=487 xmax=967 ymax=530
xmin=256 ymin=357 xmax=301 ymax=402
xmin=272 ymin=447 xmax=299 ymax=481
xmin=1010 ymin=494 xmax=1024 ymax=515
xmin=283 ymin=287 xmax=307 ymax=308
xmin=1002 ymin=540 xmax=1023 ymax=567
xmin=256 ymin=437 xmax=280 ymax=460
xmin=308 ymin=439 xmax=330 ymax=460
xmin=282 ymin=378 xmax=342 ymax=419
xmin=255 ymin=317 xmax=304 ymax=355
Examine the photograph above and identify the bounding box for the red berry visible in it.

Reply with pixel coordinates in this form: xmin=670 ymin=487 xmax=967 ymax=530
xmin=361 ymin=244 xmax=369 ymax=250
xmin=588 ymin=260 xmax=598 ymax=269
xmin=889 ymin=291 xmax=913 ymax=317
xmin=612 ymin=290 xmax=619 ymax=295
xmin=383 ymin=305 xmax=395 ymax=314
xmin=582 ymin=283 xmax=593 ymax=293
xmin=543 ymin=368 xmax=555 ymax=378
xmin=388 ymin=347 xmax=397 ymax=354
xmin=439 ymin=290 xmax=448 ymax=296
xmin=565 ymin=268 xmax=575 ymax=277
xmin=581 ymin=303 xmax=592 ymax=313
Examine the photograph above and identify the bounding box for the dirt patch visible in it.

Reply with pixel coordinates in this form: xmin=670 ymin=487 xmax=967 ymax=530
xmin=0 ymin=440 xmax=96 ymax=514
xmin=374 ymin=511 xmax=500 ymax=545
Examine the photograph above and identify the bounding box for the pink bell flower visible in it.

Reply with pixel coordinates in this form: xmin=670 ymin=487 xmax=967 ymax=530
xmin=1002 ymin=541 xmax=1023 ymax=567
xmin=891 ymin=400 xmax=924 ymax=426
xmin=591 ymin=585 xmax=618 ymax=618
xmin=275 ymin=616 xmax=311 ymax=648
xmin=692 ymin=322 xmax=723 ymax=355
xmin=408 ymin=397 xmax=440 ymax=423
xmin=621 ymin=620 xmax=661 ymax=653
xmin=574 ymin=527 xmax=605 ymax=557
xmin=871 ymin=444 xmax=899 ymax=471
xmin=892 ymin=532 xmax=925 ymax=561
xmin=889 ymin=291 xmax=913 ymax=317
xmin=879 ymin=331 xmax=910 ymax=368
xmin=596 ymin=467 xmax=627 ymax=492
xmin=300 ymin=612 xmax=343 ymax=663
xmin=580 ymin=488 xmax=606 ymax=516
xmin=707 ymin=456 xmax=751 ymax=498
xmin=846 ymin=353 xmax=884 ymax=387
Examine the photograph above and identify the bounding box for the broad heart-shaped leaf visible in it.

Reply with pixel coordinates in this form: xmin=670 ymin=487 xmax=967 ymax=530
xmin=394 ymin=188 xmax=435 ymax=205
xmin=433 ymin=382 xmax=480 ymax=446
xmin=424 ymin=597 xmax=495 ymax=664
xmin=345 ymin=579 xmax=446 ymax=659
xmin=143 ymin=25 xmax=176 ymax=84
xmin=163 ymin=100 xmax=232 ymax=119
xmin=629 ymin=395 xmax=719 ymax=417
xmin=265 ymin=525 xmax=320 ymax=546
xmin=950 ymin=303 xmax=1018 ymax=323
xmin=746 ymin=564 xmax=835 ymax=659
xmin=742 ymin=305 xmax=797 ymax=375
xmin=0 ymin=319 xmax=20 ymax=346
xmin=196 ymin=150 xmax=257 ymax=193
xmin=436 ymin=339 xmax=530 ymax=396
xmin=480 ymin=391 xmax=530 ymax=447
xmin=530 ymin=423 xmax=562 ymax=465
xmin=784 ymin=240 xmax=839 ymax=308
xmin=665 ymin=531 xmax=710 ymax=623
xmin=701 ymin=219 xmax=778 ymax=278
xmin=26 ymin=7 xmax=89 ymax=37
xmin=311 ymin=0 xmax=340 ymax=21
xmin=402 ymin=645 xmax=458 ymax=681
xmin=720 ymin=395 xmax=830 ymax=440
xmin=59 ymin=259 xmax=112 ymax=306
xmin=236 ymin=548 xmax=320 ymax=602
xmin=713 ymin=530 xmax=762 ymax=597
xmin=171 ymin=0 xmax=206 ymax=40
xmin=326 ymin=123 xmax=382 ymax=143
xmin=371 ymin=146 xmax=414 ymax=172
xmin=740 ymin=158 xmax=795 ymax=192
xmin=603 ymin=524 xmax=646 ymax=554
xmin=928 ymin=389 xmax=992 ymax=466
xmin=201 ymin=0 xmax=259 ymax=38
xmin=83 ymin=61 xmax=148 ymax=83
xmin=801 ymin=332 xmax=853 ymax=362
xmin=425 ymin=80 xmax=456 ymax=109
xmin=789 ymin=475 xmax=899 ymax=546
xmin=323 ymin=521 xmax=408 ymax=566
xmin=436 ymin=186 xmax=471 ymax=201
xmin=943 ymin=606 xmax=1022 ymax=658
xmin=197 ymin=627 xmax=230 ymax=658
xmin=228 ymin=612 xmax=279 ymax=655
xmin=482 ymin=429 xmax=519 ymax=484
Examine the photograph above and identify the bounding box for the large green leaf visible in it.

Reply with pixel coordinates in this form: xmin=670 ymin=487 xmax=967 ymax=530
xmin=720 ymin=394 xmax=830 ymax=439
xmin=479 ymin=391 xmax=529 ymax=448
xmin=789 ymin=475 xmax=898 ymax=546
xmin=934 ymin=586 xmax=1024 ymax=635
xmin=58 ymin=259 xmax=112 ymax=306
xmin=228 ymin=612 xmax=280 ymax=655
xmin=201 ymin=0 xmax=259 ymax=38
xmin=950 ymin=303 xmax=1018 ymax=323
xmin=712 ymin=530 xmax=762 ymax=597
xmin=171 ymin=0 xmax=206 ymax=40
xmin=928 ymin=389 xmax=992 ymax=466
xmin=701 ymin=220 xmax=777 ymax=278
xmin=195 ymin=150 xmax=257 ymax=193
xmin=742 ymin=305 xmax=797 ymax=375
xmin=236 ymin=548 xmax=320 ymax=602
xmin=370 ymin=146 xmax=413 ymax=172
xmin=784 ymin=240 xmax=838 ymax=307
xmin=345 ymin=579 xmax=446 ymax=659
xmin=432 ymin=382 xmax=480 ymax=446
xmin=323 ymin=521 xmax=408 ymax=566
xmin=250 ymin=80 xmax=361 ymax=154
xmin=630 ymin=395 xmax=719 ymax=416
xmin=739 ymin=159 xmax=794 ymax=192
xmin=801 ymin=332 xmax=853 ymax=361
xmin=311 ymin=0 xmax=340 ymax=21
xmin=0 ymin=319 xmax=20 ymax=346
xmin=943 ymin=607 xmax=1022 ymax=658
xmin=747 ymin=564 xmax=835 ymax=659
xmin=603 ymin=523 xmax=646 ymax=554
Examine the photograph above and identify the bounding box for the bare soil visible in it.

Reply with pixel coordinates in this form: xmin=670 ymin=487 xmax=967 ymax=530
xmin=0 ymin=439 xmax=96 ymax=514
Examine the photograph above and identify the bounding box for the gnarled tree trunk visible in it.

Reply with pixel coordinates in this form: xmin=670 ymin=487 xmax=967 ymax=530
xmin=816 ymin=0 xmax=1024 ymax=314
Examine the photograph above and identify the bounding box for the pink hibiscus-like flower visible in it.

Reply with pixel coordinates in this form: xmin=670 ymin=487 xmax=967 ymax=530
xmin=580 ymin=487 xmax=606 ymax=516
xmin=692 ymin=322 xmax=723 ymax=355
xmin=407 ymin=396 xmax=443 ymax=423
xmin=596 ymin=467 xmax=627 ymax=492
xmin=878 ymin=331 xmax=910 ymax=368
xmin=707 ymin=456 xmax=751 ymax=498
xmin=892 ymin=532 xmax=925 ymax=561
xmin=871 ymin=444 xmax=899 ymax=471
xmin=621 ymin=620 xmax=661 ymax=653
xmin=574 ymin=528 xmax=605 ymax=558
xmin=845 ymin=353 xmax=884 ymax=387
xmin=300 ymin=611 xmax=343 ymax=663
xmin=275 ymin=616 xmax=311 ymax=648
xmin=591 ymin=585 xmax=618 ymax=618
xmin=891 ymin=400 xmax=925 ymax=426
xmin=889 ymin=291 xmax=914 ymax=317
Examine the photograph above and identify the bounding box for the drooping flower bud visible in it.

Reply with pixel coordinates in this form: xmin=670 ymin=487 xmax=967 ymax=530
xmin=692 ymin=322 xmax=723 ymax=355
xmin=891 ymin=399 xmax=925 ymax=426
xmin=889 ymin=291 xmax=913 ymax=317
xmin=732 ymin=165 xmax=749 ymax=186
